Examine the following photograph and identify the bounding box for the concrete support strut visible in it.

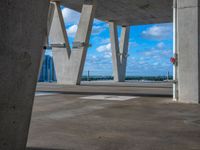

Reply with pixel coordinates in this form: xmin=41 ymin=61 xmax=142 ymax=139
xmin=0 ymin=0 xmax=49 ymax=150
xmin=109 ymin=22 xmax=130 ymax=82
xmin=173 ymin=0 xmax=178 ymax=101
xmin=175 ymin=0 xmax=200 ymax=103
xmin=49 ymin=1 xmax=96 ymax=85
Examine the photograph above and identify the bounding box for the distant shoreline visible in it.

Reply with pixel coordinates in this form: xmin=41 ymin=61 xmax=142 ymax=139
xmin=81 ymin=75 xmax=173 ymax=82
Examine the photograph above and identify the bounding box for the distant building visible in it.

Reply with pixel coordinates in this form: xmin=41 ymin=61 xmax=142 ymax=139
xmin=38 ymin=55 xmax=56 ymax=82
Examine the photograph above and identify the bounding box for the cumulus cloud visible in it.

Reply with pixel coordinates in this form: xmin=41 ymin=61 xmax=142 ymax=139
xmin=103 ymin=52 xmax=112 ymax=58
xmin=62 ymin=7 xmax=105 ymax=38
xmin=67 ymin=25 xmax=78 ymax=37
xmin=100 ymin=38 xmax=110 ymax=44
xmin=125 ymin=40 xmax=173 ymax=76
xmin=62 ymin=8 xmax=80 ymax=25
xmin=66 ymin=24 xmax=106 ymax=38
xmin=92 ymin=25 xmax=106 ymax=35
xmin=156 ymin=42 xmax=165 ymax=49
xmin=84 ymin=54 xmax=113 ymax=75
xmin=96 ymin=43 xmax=111 ymax=52
xmin=141 ymin=24 xmax=172 ymax=40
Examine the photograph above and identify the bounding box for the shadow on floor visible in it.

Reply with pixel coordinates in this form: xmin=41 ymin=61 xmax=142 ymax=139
xmin=26 ymin=148 xmax=67 ymax=150
xmin=36 ymin=90 xmax=172 ymax=98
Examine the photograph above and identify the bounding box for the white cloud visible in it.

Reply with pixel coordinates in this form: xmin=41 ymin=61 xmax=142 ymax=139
xmin=96 ymin=43 xmax=111 ymax=52
xmin=142 ymin=24 xmax=172 ymax=40
xmin=129 ymin=42 xmax=138 ymax=48
xmin=92 ymin=25 xmax=106 ymax=35
xmin=67 ymin=25 xmax=78 ymax=37
xmin=100 ymin=38 xmax=110 ymax=44
xmin=66 ymin=24 xmax=106 ymax=38
xmin=93 ymin=18 xmax=103 ymax=25
xmin=95 ymin=43 xmax=113 ymax=59
xmin=156 ymin=42 xmax=165 ymax=49
xmin=62 ymin=8 xmax=105 ymax=38
xmin=103 ymin=52 xmax=112 ymax=58
xmin=153 ymin=62 xmax=159 ymax=66
xmin=143 ymin=51 xmax=152 ymax=56
xmin=92 ymin=55 xmax=97 ymax=59
xmin=62 ymin=8 xmax=80 ymax=25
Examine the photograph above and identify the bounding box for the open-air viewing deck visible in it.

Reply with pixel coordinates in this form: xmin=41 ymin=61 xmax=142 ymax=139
xmin=1 ymin=0 xmax=200 ymax=149
xmin=26 ymin=82 xmax=200 ymax=150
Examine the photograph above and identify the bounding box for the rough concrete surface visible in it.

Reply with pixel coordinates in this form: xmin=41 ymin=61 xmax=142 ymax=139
xmin=27 ymin=83 xmax=200 ymax=150
xmin=60 ymin=0 xmax=173 ymax=25
xmin=176 ymin=0 xmax=200 ymax=103
xmin=0 ymin=1 xmax=49 ymax=150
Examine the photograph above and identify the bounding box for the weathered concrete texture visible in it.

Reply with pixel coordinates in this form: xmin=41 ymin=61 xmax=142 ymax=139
xmin=109 ymin=22 xmax=130 ymax=82
xmin=49 ymin=2 xmax=96 ymax=85
xmin=0 ymin=1 xmax=49 ymax=150
xmin=60 ymin=0 xmax=173 ymax=25
xmin=27 ymin=83 xmax=200 ymax=150
xmin=176 ymin=0 xmax=200 ymax=103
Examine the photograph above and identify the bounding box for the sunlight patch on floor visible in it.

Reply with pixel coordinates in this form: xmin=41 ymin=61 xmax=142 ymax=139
xmin=80 ymin=95 xmax=139 ymax=101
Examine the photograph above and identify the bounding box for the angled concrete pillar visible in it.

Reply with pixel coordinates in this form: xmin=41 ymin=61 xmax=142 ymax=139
xmin=109 ymin=22 xmax=130 ymax=82
xmin=175 ymin=0 xmax=200 ymax=103
xmin=38 ymin=3 xmax=55 ymax=80
xmin=49 ymin=1 xmax=96 ymax=85
xmin=173 ymin=0 xmax=178 ymax=101
xmin=0 ymin=1 xmax=49 ymax=150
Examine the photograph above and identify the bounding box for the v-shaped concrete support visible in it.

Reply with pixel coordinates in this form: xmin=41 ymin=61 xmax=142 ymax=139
xmin=109 ymin=22 xmax=130 ymax=82
xmin=49 ymin=1 xmax=96 ymax=85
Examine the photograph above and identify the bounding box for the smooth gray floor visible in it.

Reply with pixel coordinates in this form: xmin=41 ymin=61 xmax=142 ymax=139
xmin=27 ymin=83 xmax=200 ymax=150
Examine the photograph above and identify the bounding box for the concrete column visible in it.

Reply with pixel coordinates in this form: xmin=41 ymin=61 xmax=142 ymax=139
xmin=176 ymin=0 xmax=200 ymax=103
xmin=49 ymin=2 xmax=71 ymax=84
xmin=0 ymin=1 xmax=49 ymax=150
xmin=173 ymin=0 xmax=178 ymax=101
xmin=109 ymin=22 xmax=121 ymax=82
xmin=119 ymin=26 xmax=130 ymax=81
xmin=49 ymin=1 xmax=96 ymax=85
xmin=38 ymin=3 xmax=55 ymax=81
xmin=109 ymin=22 xmax=130 ymax=82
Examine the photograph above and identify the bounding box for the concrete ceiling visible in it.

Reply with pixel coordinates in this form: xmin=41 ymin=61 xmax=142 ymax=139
xmin=60 ymin=0 xmax=173 ymax=26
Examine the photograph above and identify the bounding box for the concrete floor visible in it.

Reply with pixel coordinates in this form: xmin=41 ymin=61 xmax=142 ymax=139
xmin=27 ymin=83 xmax=200 ymax=150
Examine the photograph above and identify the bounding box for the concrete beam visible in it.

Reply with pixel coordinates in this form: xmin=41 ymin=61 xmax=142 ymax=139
xmin=176 ymin=0 xmax=200 ymax=103
xmin=109 ymin=22 xmax=130 ymax=82
xmin=60 ymin=0 xmax=173 ymax=25
xmin=0 ymin=0 xmax=49 ymax=150
xmin=49 ymin=1 xmax=96 ymax=85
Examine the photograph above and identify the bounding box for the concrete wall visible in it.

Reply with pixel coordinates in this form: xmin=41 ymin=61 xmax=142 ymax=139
xmin=0 ymin=1 xmax=49 ymax=149
xmin=177 ymin=0 xmax=200 ymax=103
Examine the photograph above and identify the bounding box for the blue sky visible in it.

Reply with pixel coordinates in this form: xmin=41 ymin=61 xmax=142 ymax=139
xmin=46 ymin=7 xmax=173 ymax=76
